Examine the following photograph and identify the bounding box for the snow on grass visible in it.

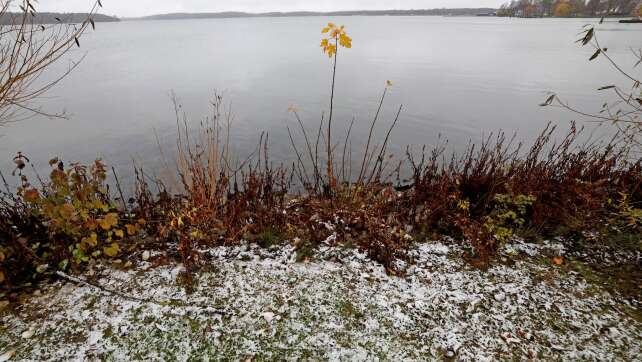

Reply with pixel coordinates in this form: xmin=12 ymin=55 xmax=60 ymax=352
xmin=0 ymin=241 xmax=640 ymax=361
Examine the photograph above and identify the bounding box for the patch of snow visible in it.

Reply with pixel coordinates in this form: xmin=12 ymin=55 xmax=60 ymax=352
xmin=0 ymin=240 xmax=639 ymax=360
xmin=20 ymin=328 xmax=35 ymax=339
xmin=261 ymin=312 xmax=275 ymax=323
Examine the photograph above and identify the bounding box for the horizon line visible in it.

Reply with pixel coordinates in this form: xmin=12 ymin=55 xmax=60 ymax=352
xmin=118 ymin=7 xmax=497 ymax=19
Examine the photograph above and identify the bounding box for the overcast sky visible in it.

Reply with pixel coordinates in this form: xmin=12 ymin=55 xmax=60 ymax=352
xmin=37 ymin=1 xmax=506 ymax=18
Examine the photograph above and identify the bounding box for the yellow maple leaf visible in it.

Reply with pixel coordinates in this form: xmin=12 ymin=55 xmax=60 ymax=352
xmin=103 ymin=243 xmax=120 ymax=257
xmin=339 ymin=33 xmax=352 ymax=48
xmin=125 ymin=224 xmax=137 ymax=236
xmin=98 ymin=219 xmax=110 ymax=230
xmin=326 ymin=44 xmax=337 ymax=58
xmin=80 ymin=233 xmax=98 ymax=250
xmin=320 ymin=23 xmax=351 ymax=58
xmin=114 ymin=229 xmax=124 ymax=238
xmin=99 ymin=213 xmax=119 ymax=231
xmin=59 ymin=204 xmax=76 ymax=220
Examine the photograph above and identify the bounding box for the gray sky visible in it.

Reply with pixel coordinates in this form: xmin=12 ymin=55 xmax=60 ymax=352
xmin=38 ymin=1 xmax=506 ymax=18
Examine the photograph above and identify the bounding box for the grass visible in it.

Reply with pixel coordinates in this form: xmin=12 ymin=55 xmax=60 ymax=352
xmin=336 ymin=299 xmax=364 ymax=320
xmin=1 ymin=240 xmax=640 ymax=360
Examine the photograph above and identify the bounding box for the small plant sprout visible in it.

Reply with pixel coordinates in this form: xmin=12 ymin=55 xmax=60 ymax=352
xmin=320 ymin=23 xmax=352 ymax=57
xmin=320 ymin=23 xmax=352 ymax=192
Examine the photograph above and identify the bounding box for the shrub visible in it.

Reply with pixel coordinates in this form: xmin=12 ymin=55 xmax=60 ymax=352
xmin=483 ymin=193 xmax=536 ymax=245
xmin=0 ymin=157 xmax=143 ymax=286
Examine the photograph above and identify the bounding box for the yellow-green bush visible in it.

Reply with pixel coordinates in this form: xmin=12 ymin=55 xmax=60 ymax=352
xmin=0 ymin=158 xmax=144 ymax=286
xmin=483 ymin=193 xmax=536 ymax=244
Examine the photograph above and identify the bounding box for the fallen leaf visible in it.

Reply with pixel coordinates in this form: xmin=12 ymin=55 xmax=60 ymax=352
xmin=262 ymin=312 xmax=275 ymax=323
xmin=552 ymin=257 xmax=564 ymax=265
xmin=0 ymin=349 xmax=15 ymax=362
xmin=21 ymin=328 xmax=35 ymax=339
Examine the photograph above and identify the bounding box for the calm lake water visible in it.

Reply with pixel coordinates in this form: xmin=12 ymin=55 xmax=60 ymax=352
xmin=0 ymin=16 xmax=640 ymax=186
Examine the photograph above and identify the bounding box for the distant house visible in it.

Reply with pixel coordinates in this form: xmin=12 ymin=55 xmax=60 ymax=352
xmin=634 ymin=1 xmax=642 ymax=16
xmin=498 ymin=0 xmax=640 ymax=18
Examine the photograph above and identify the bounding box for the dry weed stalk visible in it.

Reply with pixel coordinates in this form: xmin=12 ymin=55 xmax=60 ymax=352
xmin=0 ymin=0 xmax=103 ymax=125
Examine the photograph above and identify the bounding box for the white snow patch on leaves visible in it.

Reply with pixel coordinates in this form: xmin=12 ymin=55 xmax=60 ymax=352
xmin=0 ymin=241 xmax=639 ymax=360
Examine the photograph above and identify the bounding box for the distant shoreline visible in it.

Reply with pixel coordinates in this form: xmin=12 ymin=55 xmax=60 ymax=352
xmin=0 ymin=12 xmax=119 ymax=25
xmin=125 ymin=10 xmax=638 ymax=22
xmin=129 ymin=8 xmax=497 ymax=21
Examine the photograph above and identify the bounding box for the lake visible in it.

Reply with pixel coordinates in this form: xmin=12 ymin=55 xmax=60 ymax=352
xmin=0 ymin=16 xmax=639 ymax=187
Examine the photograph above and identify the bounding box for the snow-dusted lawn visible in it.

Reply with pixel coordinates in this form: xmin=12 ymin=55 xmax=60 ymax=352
xmin=0 ymin=241 xmax=640 ymax=361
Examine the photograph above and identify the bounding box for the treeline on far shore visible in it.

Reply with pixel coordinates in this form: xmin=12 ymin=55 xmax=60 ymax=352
xmin=0 ymin=12 xmax=119 ymax=25
xmin=497 ymin=0 xmax=642 ymax=18
xmin=137 ymin=8 xmax=498 ymax=21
